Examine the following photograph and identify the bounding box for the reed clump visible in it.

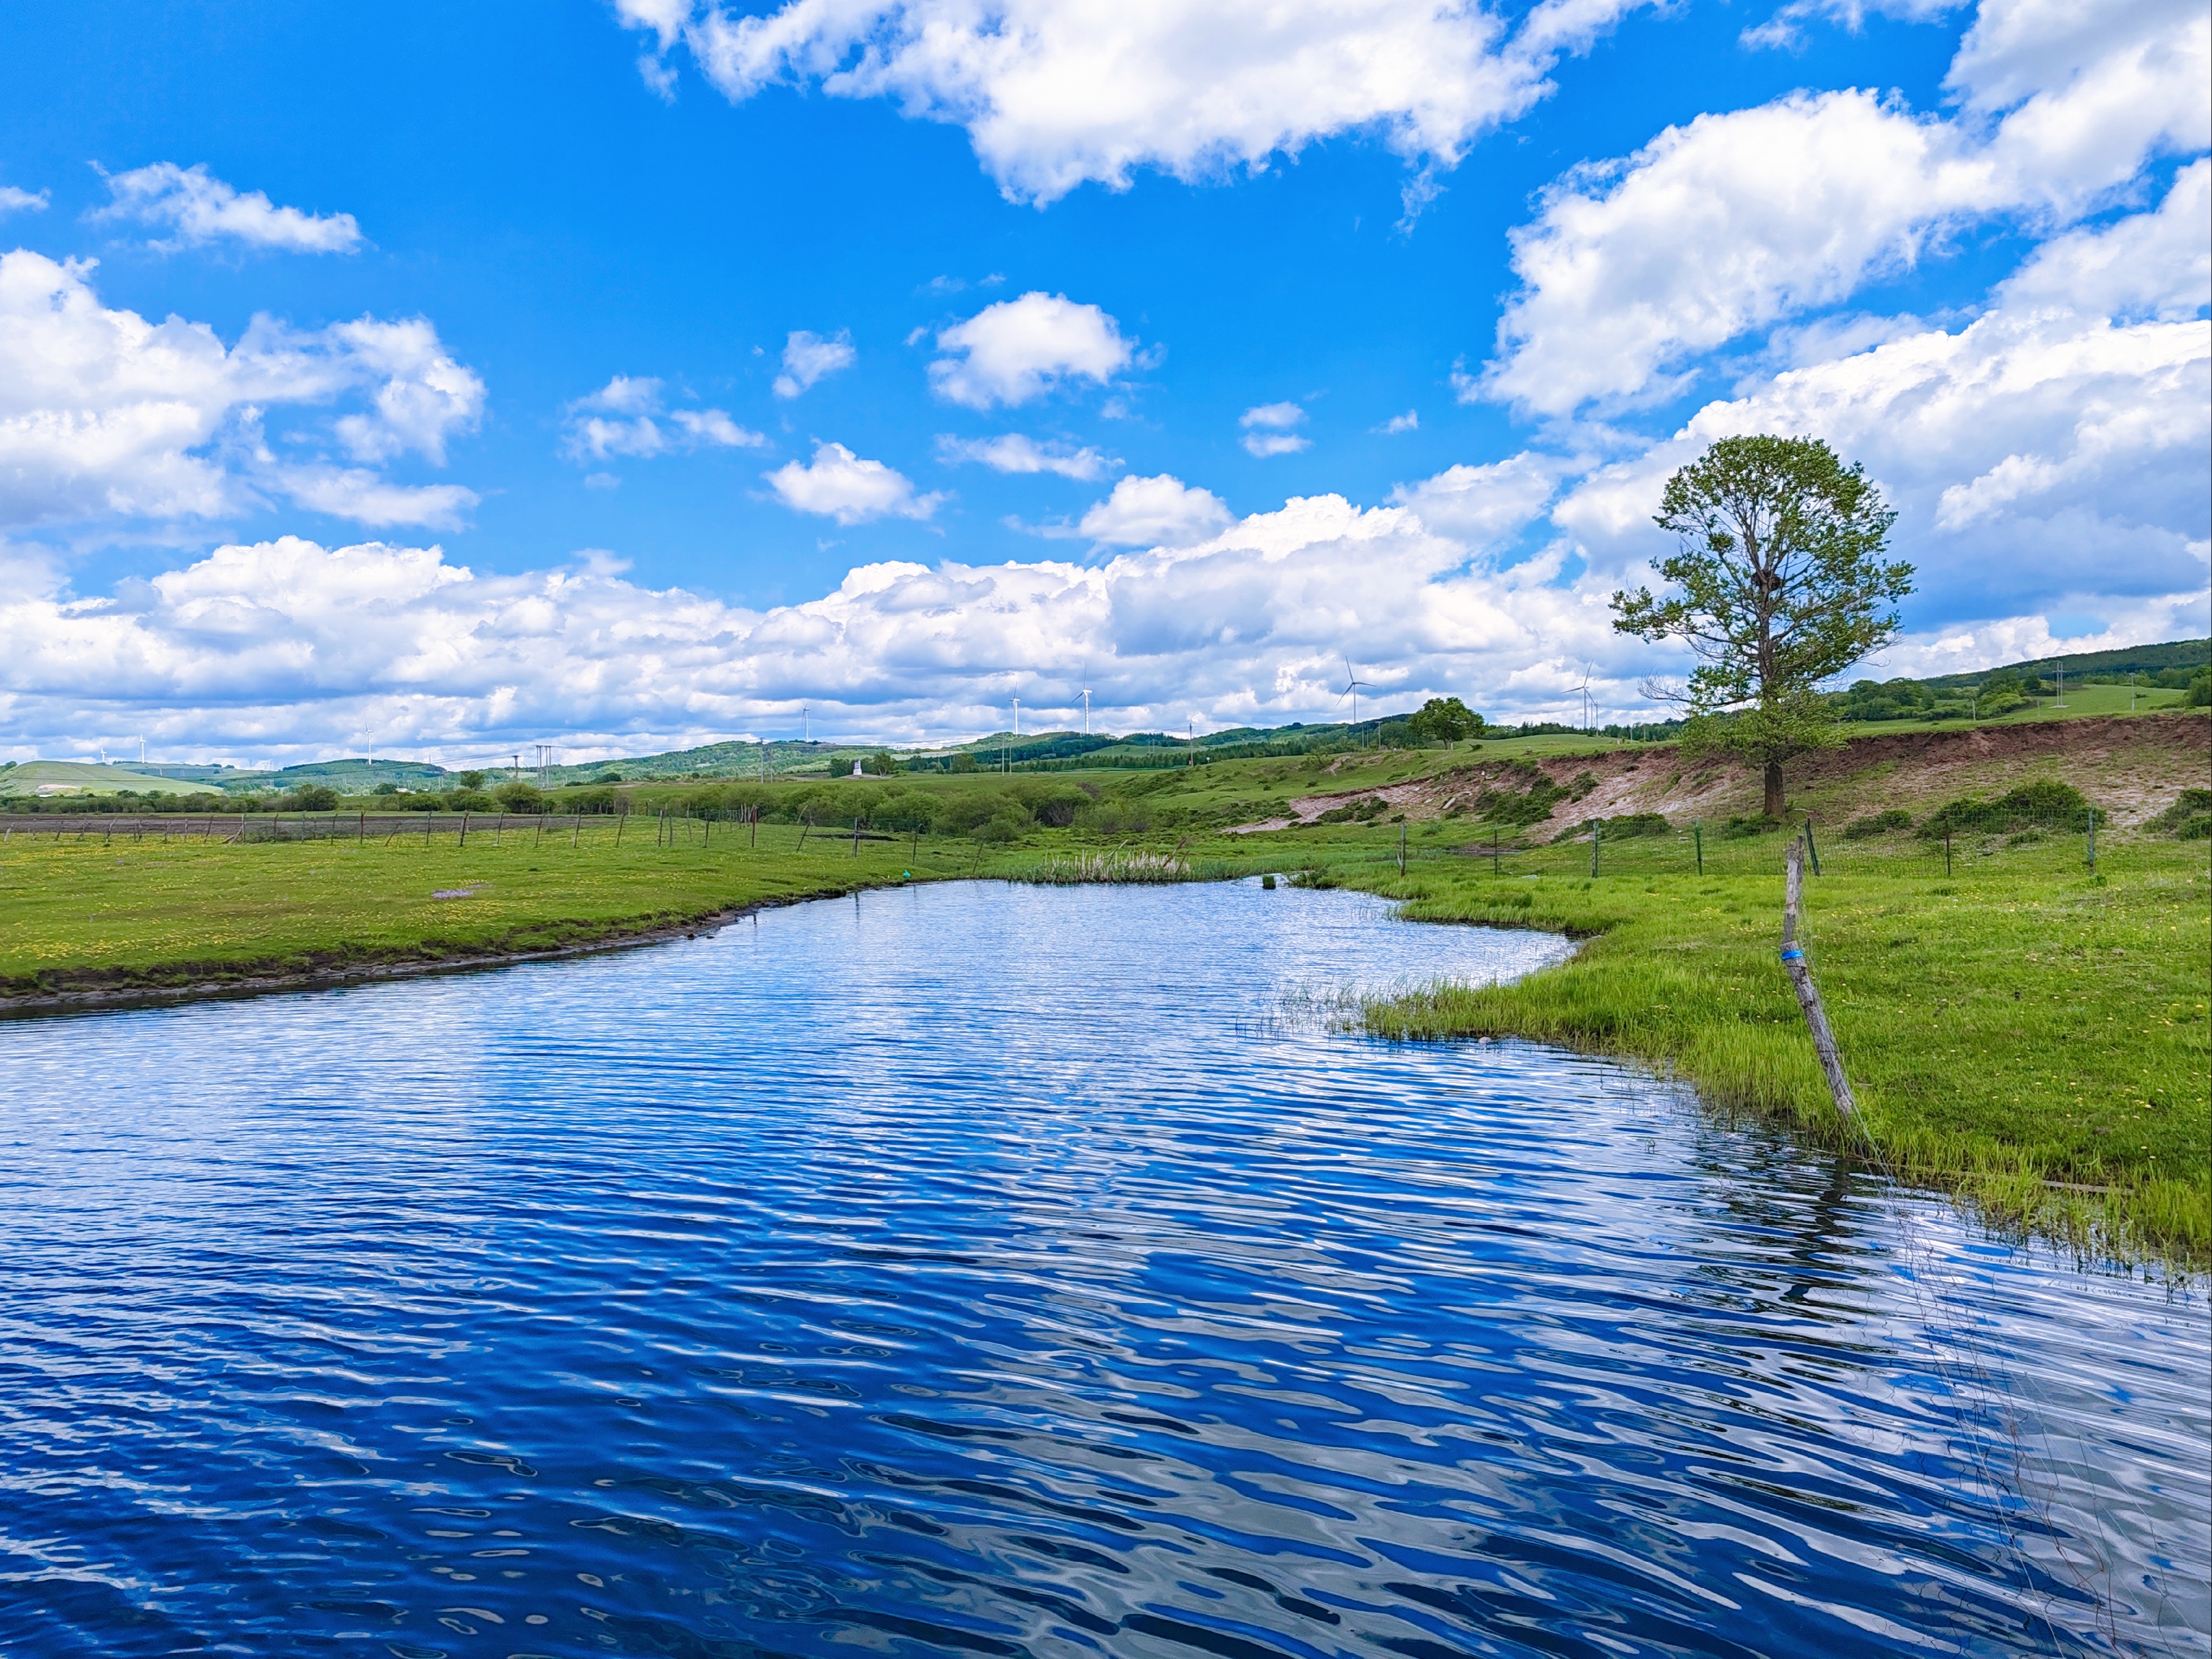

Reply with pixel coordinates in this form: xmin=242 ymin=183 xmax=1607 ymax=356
xmin=1013 ymin=850 xmax=1194 ymax=884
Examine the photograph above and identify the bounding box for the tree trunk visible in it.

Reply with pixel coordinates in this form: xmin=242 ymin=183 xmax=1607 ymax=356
xmin=1763 ymin=761 xmax=1785 ymax=819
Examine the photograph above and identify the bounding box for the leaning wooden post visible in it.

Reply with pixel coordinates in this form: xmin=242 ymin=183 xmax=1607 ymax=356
xmin=1782 ymin=835 xmax=1858 ymax=1120
xmin=459 ymin=810 xmax=470 ymax=848
xmin=851 ymin=816 xmax=861 ymax=857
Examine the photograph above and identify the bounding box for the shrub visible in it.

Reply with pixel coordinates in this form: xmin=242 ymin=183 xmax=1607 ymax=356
xmin=1842 ymin=807 xmax=1913 ymax=839
xmin=278 ymin=785 xmax=340 ymax=811
xmin=2148 ymin=788 xmax=2212 ymax=839
xmin=2188 ymin=668 xmax=2211 ymax=708
xmin=1724 ymin=815 xmax=1783 ymax=837
xmin=372 ymin=782 xmax=401 ymax=796
xmin=495 ymin=782 xmax=547 ymax=812
xmin=1919 ymin=779 xmax=2102 ymax=838
xmin=1314 ymin=795 xmax=1389 ymax=824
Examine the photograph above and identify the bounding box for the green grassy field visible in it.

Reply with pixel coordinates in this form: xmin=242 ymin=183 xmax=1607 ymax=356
xmin=0 ymin=819 xmax=951 ymax=994
xmin=1835 ymin=681 xmax=2192 ymax=735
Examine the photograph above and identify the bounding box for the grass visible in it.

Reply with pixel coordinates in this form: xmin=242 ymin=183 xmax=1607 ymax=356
xmin=1332 ymin=830 xmax=2210 ymax=1269
xmin=0 ymin=818 xmax=945 ymax=997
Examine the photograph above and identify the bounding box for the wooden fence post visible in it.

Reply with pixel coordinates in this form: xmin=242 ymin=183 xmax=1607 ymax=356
xmin=1782 ymin=835 xmax=1857 ymax=1120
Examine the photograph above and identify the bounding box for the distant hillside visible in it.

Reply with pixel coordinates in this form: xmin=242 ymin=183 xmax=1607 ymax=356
xmin=0 ymin=761 xmax=212 ymax=797
xmin=1921 ymin=637 xmax=2208 ymax=690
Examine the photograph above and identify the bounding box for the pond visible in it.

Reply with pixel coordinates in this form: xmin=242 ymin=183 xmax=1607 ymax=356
xmin=1 ymin=879 xmax=2205 ymax=1657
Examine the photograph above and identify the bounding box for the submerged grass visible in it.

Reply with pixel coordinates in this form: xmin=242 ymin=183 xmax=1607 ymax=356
xmin=1339 ymin=841 xmax=2210 ymax=1268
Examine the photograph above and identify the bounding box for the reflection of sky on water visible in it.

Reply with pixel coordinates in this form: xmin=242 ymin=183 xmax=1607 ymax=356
xmin=1 ymin=879 xmax=2203 ymax=1657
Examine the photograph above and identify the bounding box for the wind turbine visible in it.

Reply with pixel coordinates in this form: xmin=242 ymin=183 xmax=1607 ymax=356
xmin=1338 ymin=658 xmax=1372 ymax=727
xmin=1080 ymin=687 xmax=1092 ymax=735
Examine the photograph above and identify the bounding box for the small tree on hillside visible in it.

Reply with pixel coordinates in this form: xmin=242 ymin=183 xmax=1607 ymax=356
xmin=1407 ymin=696 xmax=1484 ymax=747
xmin=1612 ymin=435 xmax=1911 ymax=819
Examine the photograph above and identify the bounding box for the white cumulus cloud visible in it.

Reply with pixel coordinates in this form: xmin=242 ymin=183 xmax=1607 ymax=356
xmin=561 ymin=375 xmax=765 ymax=462
xmin=621 ymin=0 xmax=1648 ymax=205
xmin=1075 ymin=473 xmax=1233 ymax=547
xmin=772 ymin=329 xmax=857 ymax=398
xmin=1551 ymin=194 xmax=2210 ymax=620
xmin=1240 ymin=401 xmax=1310 ymax=456
xmin=0 ymin=481 xmax=1633 ymax=764
xmin=0 ymin=250 xmax=482 ymax=531
xmin=0 ymin=185 xmax=48 ymax=214
xmin=1482 ymin=0 xmax=2209 ymax=414
xmin=930 ymin=293 xmax=1132 ymax=409
xmin=937 ymin=432 xmax=1114 ymax=479
xmin=765 ymin=440 xmax=945 ymax=523
xmin=94 ymin=162 xmax=364 ymax=253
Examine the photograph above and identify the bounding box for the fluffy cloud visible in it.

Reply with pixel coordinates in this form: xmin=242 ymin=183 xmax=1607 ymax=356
xmin=1074 ymin=474 xmax=1232 ymax=547
xmin=561 ymin=375 xmax=765 ymax=462
xmin=937 ymin=432 xmax=1113 ymax=479
xmin=620 ymin=0 xmax=1646 ymax=204
xmin=1996 ymin=157 xmax=2210 ymax=319
xmin=94 ymin=162 xmax=364 ymax=253
xmin=1485 ymin=91 xmax=2006 ymax=413
xmin=0 ymin=186 xmax=48 ymax=214
xmin=0 ymin=250 xmax=482 ymax=531
xmin=772 ymin=329 xmax=856 ymax=398
xmin=930 ymin=293 xmax=1131 ymax=409
xmin=1552 ymin=178 xmax=2210 ymax=621
xmin=1240 ymin=401 xmax=1309 ymax=456
xmin=1376 ymin=410 xmax=1419 ymax=434
xmin=1484 ymin=0 xmax=2208 ymax=414
xmin=765 ymin=440 xmax=944 ymax=522
xmin=0 ymin=476 xmax=1632 ymax=761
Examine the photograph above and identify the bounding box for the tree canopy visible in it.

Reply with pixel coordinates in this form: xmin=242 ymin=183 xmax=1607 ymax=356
xmin=1612 ymin=435 xmax=1911 ymax=817
xmin=1406 ymin=696 xmax=1484 ymax=744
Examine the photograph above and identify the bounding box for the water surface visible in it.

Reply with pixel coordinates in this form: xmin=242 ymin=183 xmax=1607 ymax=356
xmin=2 ymin=880 xmax=2205 ymax=1657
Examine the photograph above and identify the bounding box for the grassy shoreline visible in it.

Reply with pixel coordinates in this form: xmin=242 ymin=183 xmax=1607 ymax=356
xmin=0 ymin=823 xmax=945 ymax=1011
xmin=1330 ymin=846 xmax=2209 ymax=1270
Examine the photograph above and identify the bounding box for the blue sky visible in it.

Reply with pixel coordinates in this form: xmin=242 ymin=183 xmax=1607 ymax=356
xmin=0 ymin=0 xmax=2204 ymax=762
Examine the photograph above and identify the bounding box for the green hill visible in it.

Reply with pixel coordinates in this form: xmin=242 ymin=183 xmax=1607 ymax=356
xmin=0 ymin=761 xmax=214 ymax=797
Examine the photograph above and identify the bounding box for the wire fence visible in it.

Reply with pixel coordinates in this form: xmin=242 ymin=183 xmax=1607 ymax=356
xmin=1423 ymin=785 xmax=2207 ymax=883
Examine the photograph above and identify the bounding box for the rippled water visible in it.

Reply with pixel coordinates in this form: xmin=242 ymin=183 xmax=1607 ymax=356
xmin=2 ymin=879 xmax=2205 ymax=1658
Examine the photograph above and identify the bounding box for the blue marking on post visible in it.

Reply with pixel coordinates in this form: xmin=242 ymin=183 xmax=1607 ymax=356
xmin=1779 ymin=948 xmax=1805 ymax=962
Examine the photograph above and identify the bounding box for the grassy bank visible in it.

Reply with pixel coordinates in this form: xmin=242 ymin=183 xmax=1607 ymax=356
xmin=1338 ymin=834 xmax=2209 ymax=1268
xmin=0 ymin=819 xmax=949 ymax=1003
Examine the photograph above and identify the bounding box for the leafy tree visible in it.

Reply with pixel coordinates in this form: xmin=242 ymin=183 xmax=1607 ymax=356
xmin=1407 ymin=695 xmax=1484 ymax=745
xmin=457 ymin=770 xmax=488 ymax=790
xmin=495 ymin=781 xmax=547 ymax=812
xmin=279 ymin=784 xmax=340 ymax=811
xmin=1613 ymin=435 xmax=1911 ymax=818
